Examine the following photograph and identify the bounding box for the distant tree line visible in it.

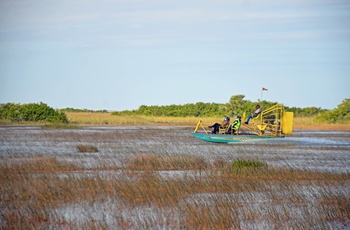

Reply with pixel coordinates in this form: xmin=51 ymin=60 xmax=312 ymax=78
xmin=112 ymin=94 xmax=326 ymax=118
xmin=113 ymin=103 xmax=225 ymax=117
xmin=60 ymin=108 xmax=108 ymax=113
xmin=314 ymin=98 xmax=350 ymax=124
xmin=1 ymin=96 xmax=348 ymax=124
xmin=112 ymin=95 xmax=349 ymax=124
xmin=0 ymin=102 xmax=68 ymax=123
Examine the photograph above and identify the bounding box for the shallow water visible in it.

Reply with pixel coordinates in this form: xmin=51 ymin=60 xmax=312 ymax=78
xmin=1 ymin=126 xmax=349 ymax=229
xmin=0 ymin=126 xmax=349 ymax=173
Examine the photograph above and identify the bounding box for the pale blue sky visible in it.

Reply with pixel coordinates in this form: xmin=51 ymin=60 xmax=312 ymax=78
xmin=1 ymin=0 xmax=349 ymax=111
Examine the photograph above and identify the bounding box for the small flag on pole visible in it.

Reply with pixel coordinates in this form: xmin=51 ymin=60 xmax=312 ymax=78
xmin=261 ymin=87 xmax=268 ymax=100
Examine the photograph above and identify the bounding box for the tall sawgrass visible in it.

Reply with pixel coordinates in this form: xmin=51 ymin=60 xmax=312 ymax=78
xmin=2 ymin=112 xmax=349 ymax=130
xmin=65 ymin=112 xmax=350 ymax=130
xmin=66 ymin=112 xmax=317 ymax=126
xmin=66 ymin=112 xmax=218 ymax=126
xmin=77 ymin=144 xmax=99 ymax=153
xmin=1 ymin=154 xmax=349 ymax=229
xmin=127 ymin=153 xmax=208 ymax=170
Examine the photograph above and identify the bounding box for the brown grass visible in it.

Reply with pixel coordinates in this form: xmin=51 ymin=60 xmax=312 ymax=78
xmin=2 ymin=112 xmax=349 ymax=130
xmin=1 ymin=155 xmax=349 ymax=229
xmin=127 ymin=153 xmax=209 ymax=171
xmin=65 ymin=112 xmax=216 ymax=126
xmin=319 ymin=195 xmax=350 ymax=222
xmin=77 ymin=144 xmax=99 ymax=153
xmin=64 ymin=112 xmax=350 ymax=131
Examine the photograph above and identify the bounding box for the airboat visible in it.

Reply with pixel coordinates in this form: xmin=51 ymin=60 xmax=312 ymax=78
xmin=192 ymin=104 xmax=294 ymax=143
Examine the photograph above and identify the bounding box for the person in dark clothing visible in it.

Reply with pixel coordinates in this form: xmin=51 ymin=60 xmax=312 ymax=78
xmin=209 ymin=116 xmax=230 ymax=134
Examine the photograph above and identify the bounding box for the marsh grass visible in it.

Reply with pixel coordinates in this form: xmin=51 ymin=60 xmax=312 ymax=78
xmin=77 ymin=145 xmax=99 ymax=153
xmin=1 ymin=154 xmax=349 ymax=229
xmin=64 ymin=112 xmax=350 ymax=131
xmin=127 ymin=153 xmax=208 ymax=171
xmin=230 ymin=159 xmax=268 ymax=173
xmin=66 ymin=112 xmax=220 ymax=126
xmin=0 ymin=119 xmax=12 ymax=125
xmin=320 ymin=195 xmax=350 ymax=222
xmin=293 ymin=116 xmax=315 ymax=125
xmin=3 ymin=112 xmax=350 ymax=130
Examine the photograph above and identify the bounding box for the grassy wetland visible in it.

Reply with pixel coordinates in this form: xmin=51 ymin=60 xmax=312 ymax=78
xmin=1 ymin=115 xmax=350 ymax=229
xmin=65 ymin=111 xmax=350 ymax=129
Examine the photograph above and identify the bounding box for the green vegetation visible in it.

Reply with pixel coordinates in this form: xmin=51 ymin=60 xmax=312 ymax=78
xmin=314 ymin=98 xmax=350 ymax=124
xmin=0 ymin=102 xmax=68 ymax=123
xmin=111 ymin=94 xmax=327 ymax=118
xmin=60 ymin=108 xmax=108 ymax=113
xmin=231 ymin=159 xmax=267 ymax=169
xmin=112 ymin=94 xmax=281 ymax=118
xmin=113 ymin=102 xmax=224 ymax=117
xmin=230 ymin=159 xmax=268 ymax=174
xmin=1 ymin=96 xmax=349 ymax=125
xmin=287 ymin=106 xmax=325 ymax=117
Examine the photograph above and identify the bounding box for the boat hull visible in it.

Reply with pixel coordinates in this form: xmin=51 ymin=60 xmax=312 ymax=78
xmin=192 ymin=133 xmax=281 ymax=143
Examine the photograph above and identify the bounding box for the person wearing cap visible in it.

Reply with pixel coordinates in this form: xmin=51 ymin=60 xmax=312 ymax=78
xmin=226 ymin=115 xmax=241 ymax=134
xmin=245 ymin=104 xmax=261 ymax=124
xmin=208 ymin=116 xmax=230 ymax=134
